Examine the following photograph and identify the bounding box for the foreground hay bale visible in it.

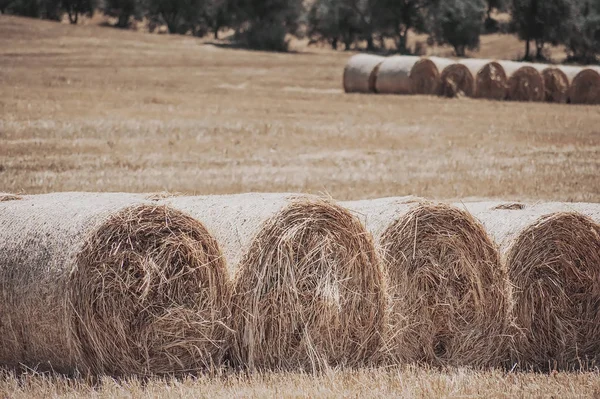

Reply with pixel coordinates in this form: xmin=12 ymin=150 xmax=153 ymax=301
xmin=531 ymin=64 xmax=570 ymax=103
xmin=0 ymin=193 xmax=230 ymax=376
xmin=500 ymin=61 xmax=545 ymax=102
xmin=460 ymin=202 xmax=600 ymax=370
xmin=410 ymin=57 xmax=455 ymax=95
xmin=460 ymin=59 xmax=507 ymax=100
xmin=343 ymin=54 xmax=385 ymax=93
xmin=345 ymin=197 xmax=508 ymax=368
xmin=439 ymin=63 xmax=476 ymax=98
xmin=374 ymin=55 xmax=421 ymax=94
xmin=163 ymin=194 xmax=386 ymax=371
xmin=569 ymin=67 xmax=600 ymax=104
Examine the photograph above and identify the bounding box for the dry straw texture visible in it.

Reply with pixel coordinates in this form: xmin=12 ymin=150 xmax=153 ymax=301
xmin=500 ymin=62 xmax=545 ymax=102
xmin=374 ymin=55 xmax=421 ymax=94
xmin=345 ymin=197 xmax=508 ymax=368
xmin=163 ymin=193 xmax=386 ymax=371
xmin=459 ymin=202 xmax=600 ymax=371
xmin=0 ymin=192 xmax=230 ymax=376
xmin=410 ymin=57 xmax=455 ymax=95
xmin=532 ymin=65 xmax=569 ymax=103
xmin=459 ymin=59 xmax=507 ymax=100
xmin=439 ymin=63 xmax=476 ymax=98
xmin=569 ymin=67 xmax=600 ymax=104
xmin=343 ymin=54 xmax=385 ymax=93
xmin=0 ymin=193 xmax=22 ymax=202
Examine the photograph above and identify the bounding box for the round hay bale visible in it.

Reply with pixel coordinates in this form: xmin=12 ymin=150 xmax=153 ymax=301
xmin=569 ymin=67 xmax=600 ymax=105
xmin=531 ymin=64 xmax=570 ymax=103
xmin=163 ymin=193 xmax=386 ymax=371
xmin=499 ymin=61 xmax=545 ymax=102
xmin=410 ymin=57 xmax=455 ymax=95
xmin=344 ymin=197 xmax=508 ymax=368
xmin=439 ymin=63 xmax=476 ymax=98
xmin=460 ymin=59 xmax=507 ymax=100
xmin=374 ymin=55 xmax=421 ymax=94
xmin=0 ymin=193 xmax=230 ymax=376
xmin=459 ymin=201 xmax=600 ymax=370
xmin=343 ymin=54 xmax=385 ymax=93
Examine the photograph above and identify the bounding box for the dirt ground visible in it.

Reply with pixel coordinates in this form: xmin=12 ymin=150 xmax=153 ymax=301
xmin=1 ymin=14 xmax=600 ymax=398
xmin=2 ymin=15 xmax=599 ymax=202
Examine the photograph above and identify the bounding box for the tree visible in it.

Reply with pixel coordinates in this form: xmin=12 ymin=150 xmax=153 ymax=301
xmin=372 ymin=0 xmax=430 ymax=53
xmin=566 ymin=0 xmax=600 ymax=63
xmin=428 ymin=0 xmax=486 ymax=56
xmin=486 ymin=0 xmax=504 ymax=19
xmin=60 ymin=0 xmax=95 ymax=23
xmin=102 ymin=0 xmax=144 ymax=28
xmin=307 ymin=0 xmax=360 ymax=50
xmin=146 ymin=0 xmax=206 ymax=35
xmin=510 ymin=0 xmax=575 ymax=60
xmin=204 ymin=0 xmax=231 ymax=39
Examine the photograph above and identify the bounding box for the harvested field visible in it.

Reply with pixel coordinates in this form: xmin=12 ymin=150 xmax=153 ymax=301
xmin=162 ymin=193 xmax=386 ymax=371
xmin=0 ymin=192 xmax=231 ymax=376
xmin=460 ymin=202 xmax=600 ymax=370
xmin=345 ymin=198 xmax=508 ymax=368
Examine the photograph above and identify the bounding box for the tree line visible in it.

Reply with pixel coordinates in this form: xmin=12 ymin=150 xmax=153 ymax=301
xmin=1 ymin=0 xmax=599 ymax=62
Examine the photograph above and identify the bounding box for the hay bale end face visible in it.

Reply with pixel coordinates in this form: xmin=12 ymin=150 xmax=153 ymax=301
xmin=569 ymin=68 xmax=600 ymax=104
xmin=439 ymin=63 xmax=476 ymax=98
xmin=461 ymin=202 xmax=600 ymax=371
xmin=346 ymin=198 xmax=508 ymax=368
xmin=500 ymin=61 xmax=545 ymax=102
xmin=343 ymin=54 xmax=385 ymax=93
xmin=459 ymin=59 xmax=507 ymax=100
xmin=531 ymin=65 xmax=569 ymax=103
xmin=0 ymin=193 xmax=231 ymax=376
xmin=164 ymin=193 xmax=386 ymax=371
xmin=374 ymin=55 xmax=421 ymax=94
xmin=410 ymin=57 xmax=455 ymax=95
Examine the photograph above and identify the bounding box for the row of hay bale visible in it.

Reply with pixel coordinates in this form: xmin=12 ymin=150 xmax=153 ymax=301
xmin=0 ymin=192 xmax=599 ymax=376
xmin=344 ymin=54 xmax=600 ymax=104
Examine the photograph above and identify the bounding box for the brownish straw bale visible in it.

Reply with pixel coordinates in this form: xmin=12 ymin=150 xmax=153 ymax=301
xmin=531 ymin=64 xmax=569 ymax=103
xmin=345 ymin=197 xmax=508 ymax=368
xmin=459 ymin=202 xmax=600 ymax=371
xmin=343 ymin=54 xmax=385 ymax=93
xmin=163 ymin=193 xmax=386 ymax=371
xmin=374 ymin=55 xmax=421 ymax=94
xmin=460 ymin=59 xmax=507 ymax=100
xmin=569 ymin=67 xmax=600 ymax=104
xmin=499 ymin=61 xmax=545 ymax=102
xmin=0 ymin=193 xmax=230 ymax=376
xmin=410 ymin=57 xmax=455 ymax=95
xmin=439 ymin=63 xmax=476 ymax=98
xmin=0 ymin=193 xmax=21 ymax=202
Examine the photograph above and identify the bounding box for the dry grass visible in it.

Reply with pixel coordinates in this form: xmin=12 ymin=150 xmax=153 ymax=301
xmin=2 ymin=367 xmax=600 ymax=398
xmin=1 ymin=16 xmax=599 ymax=202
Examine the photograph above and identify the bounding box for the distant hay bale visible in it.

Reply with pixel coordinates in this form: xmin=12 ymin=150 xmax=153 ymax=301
xmin=569 ymin=67 xmax=600 ymax=104
xmin=410 ymin=57 xmax=455 ymax=95
xmin=163 ymin=193 xmax=386 ymax=371
xmin=531 ymin=64 xmax=570 ymax=103
xmin=0 ymin=193 xmax=230 ymax=376
xmin=345 ymin=198 xmax=508 ymax=368
xmin=439 ymin=63 xmax=476 ymax=98
xmin=460 ymin=59 xmax=507 ymax=100
xmin=499 ymin=61 xmax=545 ymax=102
xmin=460 ymin=202 xmax=600 ymax=370
xmin=374 ymin=55 xmax=421 ymax=94
xmin=343 ymin=54 xmax=385 ymax=93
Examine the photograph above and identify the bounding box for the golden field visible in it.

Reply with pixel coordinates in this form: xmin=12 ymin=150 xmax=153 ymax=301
xmin=1 ymin=14 xmax=600 ymax=398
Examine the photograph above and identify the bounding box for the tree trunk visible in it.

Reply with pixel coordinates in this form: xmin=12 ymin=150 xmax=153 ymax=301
xmin=214 ymin=27 xmax=219 ymax=39
xmin=117 ymin=12 xmax=129 ymax=28
xmin=455 ymin=45 xmax=465 ymax=57
xmin=331 ymin=37 xmax=338 ymax=50
xmin=366 ymin=35 xmax=375 ymax=51
xmin=536 ymin=40 xmax=544 ymax=60
xmin=68 ymin=9 xmax=78 ymax=24
xmin=524 ymin=39 xmax=530 ymax=60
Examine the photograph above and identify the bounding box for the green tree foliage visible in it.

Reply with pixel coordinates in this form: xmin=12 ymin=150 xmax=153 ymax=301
xmin=566 ymin=0 xmax=600 ymax=63
xmin=428 ymin=0 xmax=486 ymax=56
xmin=372 ymin=0 xmax=429 ymax=53
xmin=510 ymin=0 xmax=575 ymax=60
xmin=102 ymin=0 xmax=143 ymax=28
xmin=146 ymin=0 xmax=206 ymax=35
xmin=307 ymin=0 xmax=360 ymax=50
xmin=61 ymin=0 xmax=95 ymax=23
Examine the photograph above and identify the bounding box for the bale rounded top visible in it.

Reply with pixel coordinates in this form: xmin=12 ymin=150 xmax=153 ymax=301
xmin=343 ymin=54 xmax=386 ymax=93
xmin=473 ymin=60 xmax=507 ymax=100
xmin=374 ymin=55 xmax=421 ymax=94
xmin=569 ymin=67 xmax=600 ymax=104
xmin=410 ymin=57 xmax=455 ymax=95
xmin=498 ymin=61 xmax=545 ymax=102
xmin=439 ymin=63 xmax=476 ymax=98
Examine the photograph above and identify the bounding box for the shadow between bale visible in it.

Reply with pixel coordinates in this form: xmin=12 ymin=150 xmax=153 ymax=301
xmin=0 ymin=193 xmax=231 ymax=376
